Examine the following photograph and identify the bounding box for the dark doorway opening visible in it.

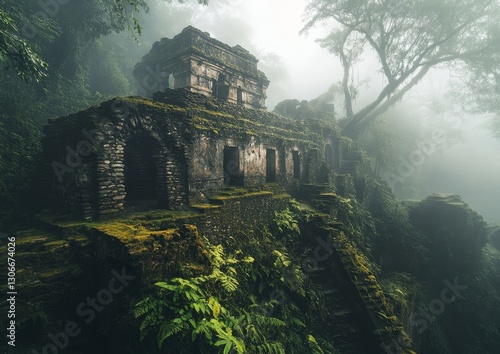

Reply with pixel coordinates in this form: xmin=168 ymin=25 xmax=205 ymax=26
xmin=211 ymin=78 xmax=218 ymax=97
xmin=217 ymin=73 xmax=229 ymax=100
xmin=224 ymin=146 xmax=243 ymax=186
xmin=124 ymin=136 xmax=160 ymax=207
xmin=292 ymin=150 xmax=300 ymax=179
xmin=237 ymin=87 xmax=243 ymax=105
xmin=325 ymin=144 xmax=335 ymax=169
xmin=266 ymin=149 xmax=276 ymax=182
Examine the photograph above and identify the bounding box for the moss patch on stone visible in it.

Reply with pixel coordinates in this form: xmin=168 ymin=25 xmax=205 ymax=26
xmin=331 ymin=231 xmax=416 ymax=353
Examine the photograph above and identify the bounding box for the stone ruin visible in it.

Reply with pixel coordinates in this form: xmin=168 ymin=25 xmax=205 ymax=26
xmin=38 ymin=26 xmax=364 ymax=221
xmin=133 ymin=26 xmax=270 ymax=109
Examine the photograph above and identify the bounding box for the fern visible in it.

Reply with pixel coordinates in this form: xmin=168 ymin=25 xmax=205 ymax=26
xmin=252 ymin=314 xmax=286 ymax=329
xmin=274 ymin=208 xmax=300 ymax=236
xmin=307 ymin=334 xmax=325 ymax=354
xmin=255 ymin=342 xmax=286 ymax=354
xmin=135 ymin=244 xmax=256 ymax=352
xmin=135 ymin=230 xmax=338 ymax=354
xmin=157 ymin=321 xmax=188 ymax=347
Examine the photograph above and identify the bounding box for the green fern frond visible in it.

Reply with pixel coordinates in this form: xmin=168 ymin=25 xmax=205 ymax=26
xmin=307 ymin=334 xmax=325 ymax=354
xmin=255 ymin=341 xmax=286 ymax=354
xmin=253 ymin=314 xmax=287 ymax=329
xmin=157 ymin=321 xmax=189 ymax=347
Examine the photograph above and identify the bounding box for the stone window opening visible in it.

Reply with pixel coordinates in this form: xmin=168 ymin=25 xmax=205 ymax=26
xmin=168 ymin=73 xmax=175 ymax=89
xmin=211 ymin=78 xmax=218 ymax=97
xmin=292 ymin=150 xmax=300 ymax=179
xmin=223 ymin=146 xmax=243 ymax=186
xmin=124 ymin=135 xmax=162 ymax=208
xmin=237 ymin=86 xmax=243 ymax=105
xmin=266 ymin=149 xmax=277 ymax=182
xmin=325 ymin=143 xmax=335 ymax=169
xmin=217 ymin=73 xmax=229 ymax=100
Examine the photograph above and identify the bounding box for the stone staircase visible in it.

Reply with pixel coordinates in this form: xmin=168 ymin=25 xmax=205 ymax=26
xmin=339 ymin=150 xmax=364 ymax=175
xmin=308 ymin=265 xmax=371 ymax=353
xmin=293 ymin=183 xmax=329 ymax=202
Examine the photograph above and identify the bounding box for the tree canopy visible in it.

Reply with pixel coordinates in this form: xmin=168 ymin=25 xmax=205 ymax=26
xmin=303 ymin=0 xmax=500 ymax=138
xmin=0 ymin=0 xmax=209 ymax=81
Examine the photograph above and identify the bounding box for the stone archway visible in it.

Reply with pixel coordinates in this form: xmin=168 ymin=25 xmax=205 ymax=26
xmin=124 ymin=135 xmax=162 ymax=208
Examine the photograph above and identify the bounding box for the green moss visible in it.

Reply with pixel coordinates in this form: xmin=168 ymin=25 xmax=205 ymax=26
xmin=187 ymin=105 xmax=318 ymax=144
xmin=44 ymin=240 xmax=69 ymax=248
xmin=39 ymin=264 xmax=81 ymax=281
xmin=195 ymin=108 xmax=233 ymax=117
xmin=329 ymin=230 xmax=415 ymax=352
xmin=66 ymin=235 xmax=90 ymax=243
xmin=210 ymin=190 xmax=272 ymax=201
xmin=271 ymin=193 xmax=292 ymax=200
xmin=121 ymin=96 xmax=186 ymax=112
xmin=14 ymin=228 xmax=55 ymax=239
xmin=17 ymin=235 xmax=49 ymax=243
xmin=191 ymin=203 xmax=223 ymax=210
xmin=4 ymin=228 xmax=61 ymax=252
xmin=36 ymin=211 xmax=87 ymax=229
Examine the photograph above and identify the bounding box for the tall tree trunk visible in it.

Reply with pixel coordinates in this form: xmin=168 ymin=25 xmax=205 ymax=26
xmin=340 ymin=50 xmax=354 ymax=118
xmin=341 ymin=64 xmax=432 ymax=139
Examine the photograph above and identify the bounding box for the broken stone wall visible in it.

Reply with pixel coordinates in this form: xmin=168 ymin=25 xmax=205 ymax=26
xmin=39 ymin=88 xmax=373 ymax=221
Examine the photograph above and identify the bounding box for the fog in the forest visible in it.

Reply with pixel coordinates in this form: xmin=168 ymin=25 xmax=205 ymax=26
xmin=3 ymin=1 xmax=500 ymax=353
xmin=2 ymin=0 xmax=498 ymax=224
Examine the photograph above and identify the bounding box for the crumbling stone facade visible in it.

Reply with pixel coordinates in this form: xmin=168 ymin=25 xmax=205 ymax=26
xmin=133 ymin=26 xmax=270 ymax=109
xmin=39 ymin=28 xmax=366 ymax=221
xmin=39 ymin=87 xmax=366 ymax=220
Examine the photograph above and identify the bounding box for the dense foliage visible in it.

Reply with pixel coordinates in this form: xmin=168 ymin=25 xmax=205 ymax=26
xmin=135 ymin=207 xmax=339 ymax=353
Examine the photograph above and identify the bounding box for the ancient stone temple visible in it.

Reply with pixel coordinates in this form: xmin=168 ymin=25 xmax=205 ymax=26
xmin=37 ymin=27 xmax=363 ymax=221
xmin=133 ymin=26 xmax=270 ymax=109
xmin=39 ymin=89 xmax=327 ymax=220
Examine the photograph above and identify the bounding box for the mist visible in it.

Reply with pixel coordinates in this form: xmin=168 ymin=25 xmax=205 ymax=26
xmin=2 ymin=1 xmax=500 ymax=353
xmin=104 ymin=0 xmax=340 ymax=109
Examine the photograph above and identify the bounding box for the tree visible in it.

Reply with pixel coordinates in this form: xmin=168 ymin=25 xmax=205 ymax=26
xmin=0 ymin=0 xmax=209 ymax=82
xmin=448 ymin=47 xmax=500 ymax=140
xmin=302 ymin=0 xmax=500 ymax=138
xmin=0 ymin=6 xmax=47 ymax=81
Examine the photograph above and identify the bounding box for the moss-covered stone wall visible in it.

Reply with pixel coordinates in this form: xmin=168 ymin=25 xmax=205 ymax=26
xmin=39 ymin=87 xmax=365 ymax=221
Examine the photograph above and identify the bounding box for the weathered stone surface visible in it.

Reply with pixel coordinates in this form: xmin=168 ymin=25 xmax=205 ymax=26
xmin=37 ymin=27 xmax=370 ymax=222
xmin=408 ymin=193 xmax=487 ymax=274
xmin=134 ymin=26 xmax=269 ymax=109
